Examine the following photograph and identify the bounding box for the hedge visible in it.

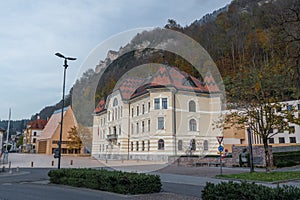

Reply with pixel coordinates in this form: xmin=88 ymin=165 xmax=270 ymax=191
xmin=202 ymin=181 xmax=300 ymax=200
xmin=48 ymin=168 xmax=161 ymax=194
xmin=273 ymin=151 xmax=300 ymax=168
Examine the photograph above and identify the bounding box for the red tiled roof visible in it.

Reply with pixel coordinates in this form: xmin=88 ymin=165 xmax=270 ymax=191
xmin=117 ymin=78 xmax=145 ymax=100
xmin=94 ymin=98 xmax=106 ymax=113
xmin=204 ymin=71 xmax=220 ymax=92
xmin=28 ymin=119 xmax=48 ymax=130
xmin=94 ymin=65 xmax=220 ymax=113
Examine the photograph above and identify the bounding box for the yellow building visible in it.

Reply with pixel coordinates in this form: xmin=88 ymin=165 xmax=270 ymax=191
xmin=223 ymin=124 xmax=246 ymax=152
xmin=37 ymin=106 xmax=82 ymax=155
xmin=92 ymin=65 xmax=223 ymax=161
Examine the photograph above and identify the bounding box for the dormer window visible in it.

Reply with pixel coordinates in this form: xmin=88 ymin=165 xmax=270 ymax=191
xmin=113 ymin=98 xmax=118 ymax=107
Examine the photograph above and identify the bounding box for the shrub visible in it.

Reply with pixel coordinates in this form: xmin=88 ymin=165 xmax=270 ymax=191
xmin=48 ymin=168 xmax=161 ymax=194
xmin=273 ymin=151 xmax=300 ymax=168
xmin=202 ymin=181 xmax=300 ymax=200
xmin=276 ymin=161 xmax=297 ymax=168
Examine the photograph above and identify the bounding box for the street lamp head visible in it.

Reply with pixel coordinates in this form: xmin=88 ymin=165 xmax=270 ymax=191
xmin=66 ymin=57 xmax=77 ymax=61
xmin=55 ymin=52 xmax=65 ymax=59
xmin=55 ymin=52 xmax=77 ymax=61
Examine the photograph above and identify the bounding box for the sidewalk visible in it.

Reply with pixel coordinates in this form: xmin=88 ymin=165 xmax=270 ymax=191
xmin=1 ymin=153 xmax=165 ymax=169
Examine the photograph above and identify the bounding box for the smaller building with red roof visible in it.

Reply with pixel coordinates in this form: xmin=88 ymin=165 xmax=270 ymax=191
xmin=23 ymin=117 xmax=48 ymax=153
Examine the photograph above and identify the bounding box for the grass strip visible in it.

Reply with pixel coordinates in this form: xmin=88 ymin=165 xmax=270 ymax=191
xmin=217 ymin=171 xmax=300 ymax=182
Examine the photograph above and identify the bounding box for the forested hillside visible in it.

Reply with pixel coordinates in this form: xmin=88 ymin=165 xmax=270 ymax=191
xmin=38 ymin=0 xmax=300 ymax=126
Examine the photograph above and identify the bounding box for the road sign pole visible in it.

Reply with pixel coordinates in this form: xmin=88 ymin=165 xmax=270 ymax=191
xmin=216 ymin=136 xmax=224 ymax=176
xmin=220 ymin=153 xmax=222 ymax=175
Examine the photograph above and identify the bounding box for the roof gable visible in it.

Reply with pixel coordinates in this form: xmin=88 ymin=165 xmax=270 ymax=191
xmin=38 ymin=106 xmax=76 ymax=140
xmin=94 ymin=65 xmax=220 ymax=113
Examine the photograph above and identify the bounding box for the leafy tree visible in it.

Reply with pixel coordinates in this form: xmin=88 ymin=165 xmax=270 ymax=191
xmin=223 ymin=65 xmax=300 ymax=172
xmin=270 ymin=0 xmax=300 ymax=94
xmin=164 ymin=19 xmax=182 ymax=30
xmin=16 ymin=135 xmax=23 ymax=148
xmin=67 ymin=126 xmax=82 ymax=151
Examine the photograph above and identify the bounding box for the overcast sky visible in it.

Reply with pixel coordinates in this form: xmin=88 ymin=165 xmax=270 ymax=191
xmin=0 ymin=0 xmax=231 ymax=120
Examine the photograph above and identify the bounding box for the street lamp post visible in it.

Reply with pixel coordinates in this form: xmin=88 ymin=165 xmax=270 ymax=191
xmin=55 ymin=52 xmax=76 ymax=169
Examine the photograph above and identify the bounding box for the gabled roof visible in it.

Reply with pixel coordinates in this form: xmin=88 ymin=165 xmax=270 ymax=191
xmin=203 ymin=71 xmax=220 ymax=92
xmin=94 ymin=98 xmax=106 ymax=114
xmin=94 ymin=65 xmax=220 ymax=114
xmin=38 ymin=106 xmax=73 ymax=140
xmin=27 ymin=119 xmax=48 ymax=130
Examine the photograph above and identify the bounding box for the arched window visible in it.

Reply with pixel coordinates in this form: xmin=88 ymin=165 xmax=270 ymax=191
xmin=158 ymin=139 xmax=164 ymax=150
xmin=113 ymin=98 xmax=118 ymax=106
xmin=203 ymin=140 xmax=208 ymax=150
xmin=178 ymin=140 xmax=183 ymax=151
xmin=190 ymin=139 xmax=196 ymax=151
xmin=189 ymin=100 xmax=196 ymax=112
xmin=189 ymin=119 xmax=197 ymax=131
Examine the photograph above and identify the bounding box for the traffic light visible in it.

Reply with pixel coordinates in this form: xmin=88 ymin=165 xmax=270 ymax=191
xmin=54 ymin=148 xmax=60 ymax=159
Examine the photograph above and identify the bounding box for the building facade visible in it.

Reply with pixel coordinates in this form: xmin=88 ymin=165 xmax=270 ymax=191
xmin=250 ymin=100 xmax=300 ymax=146
xmin=223 ymin=100 xmax=300 ymax=151
xmin=92 ymin=66 xmax=223 ymax=161
xmin=37 ymin=106 xmax=83 ymax=155
xmin=23 ymin=118 xmax=48 ymax=153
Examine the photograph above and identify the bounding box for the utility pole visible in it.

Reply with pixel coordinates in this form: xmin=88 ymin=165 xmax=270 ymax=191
xmin=6 ymin=108 xmax=11 ymax=151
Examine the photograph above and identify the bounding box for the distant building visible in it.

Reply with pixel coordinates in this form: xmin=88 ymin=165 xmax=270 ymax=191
xmin=92 ymin=65 xmax=222 ymax=161
xmin=223 ymin=124 xmax=246 ymax=152
xmin=23 ymin=117 xmax=48 ymax=153
xmin=250 ymin=100 xmax=300 ymax=146
xmin=223 ymin=100 xmax=300 ymax=151
xmin=37 ymin=106 xmax=83 ymax=155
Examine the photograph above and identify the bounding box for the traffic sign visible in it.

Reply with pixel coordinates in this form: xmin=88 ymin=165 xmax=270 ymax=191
xmin=218 ymin=145 xmax=224 ymax=152
xmin=216 ymin=136 xmax=224 ymax=144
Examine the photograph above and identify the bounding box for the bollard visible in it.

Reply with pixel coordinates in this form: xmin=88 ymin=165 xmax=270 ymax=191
xmin=51 ymin=161 xmax=54 ymax=166
xmin=9 ymin=162 xmax=12 ymax=174
xmin=31 ymin=161 xmax=34 ymax=167
xmin=2 ymin=166 xmax=5 ymax=172
xmin=16 ymin=167 xmax=19 ymax=173
xmin=70 ymin=160 xmax=73 ymax=165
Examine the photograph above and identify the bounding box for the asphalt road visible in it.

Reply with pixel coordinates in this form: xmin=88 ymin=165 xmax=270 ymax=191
xmin=0 ymin=183 xmax=129 ymax=200
xmin=0 ymin=168 xmax=202 ymax=200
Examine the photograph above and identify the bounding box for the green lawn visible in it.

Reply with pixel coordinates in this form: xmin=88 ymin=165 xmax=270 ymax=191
xmin=217 ymin=171 xmax=300 ymax=182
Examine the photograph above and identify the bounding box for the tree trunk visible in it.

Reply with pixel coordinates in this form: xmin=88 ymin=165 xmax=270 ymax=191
xmin=263 ymin=137 xmax=271 ymax=172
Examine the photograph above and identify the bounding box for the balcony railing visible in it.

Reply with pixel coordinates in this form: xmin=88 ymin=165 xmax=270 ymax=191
xmin=107 ymin=133 xmax=117 ymax=140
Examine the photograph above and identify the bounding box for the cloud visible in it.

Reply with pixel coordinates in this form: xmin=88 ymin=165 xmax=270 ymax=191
xmin=0 ymin=0 xmax=231 ymax=120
